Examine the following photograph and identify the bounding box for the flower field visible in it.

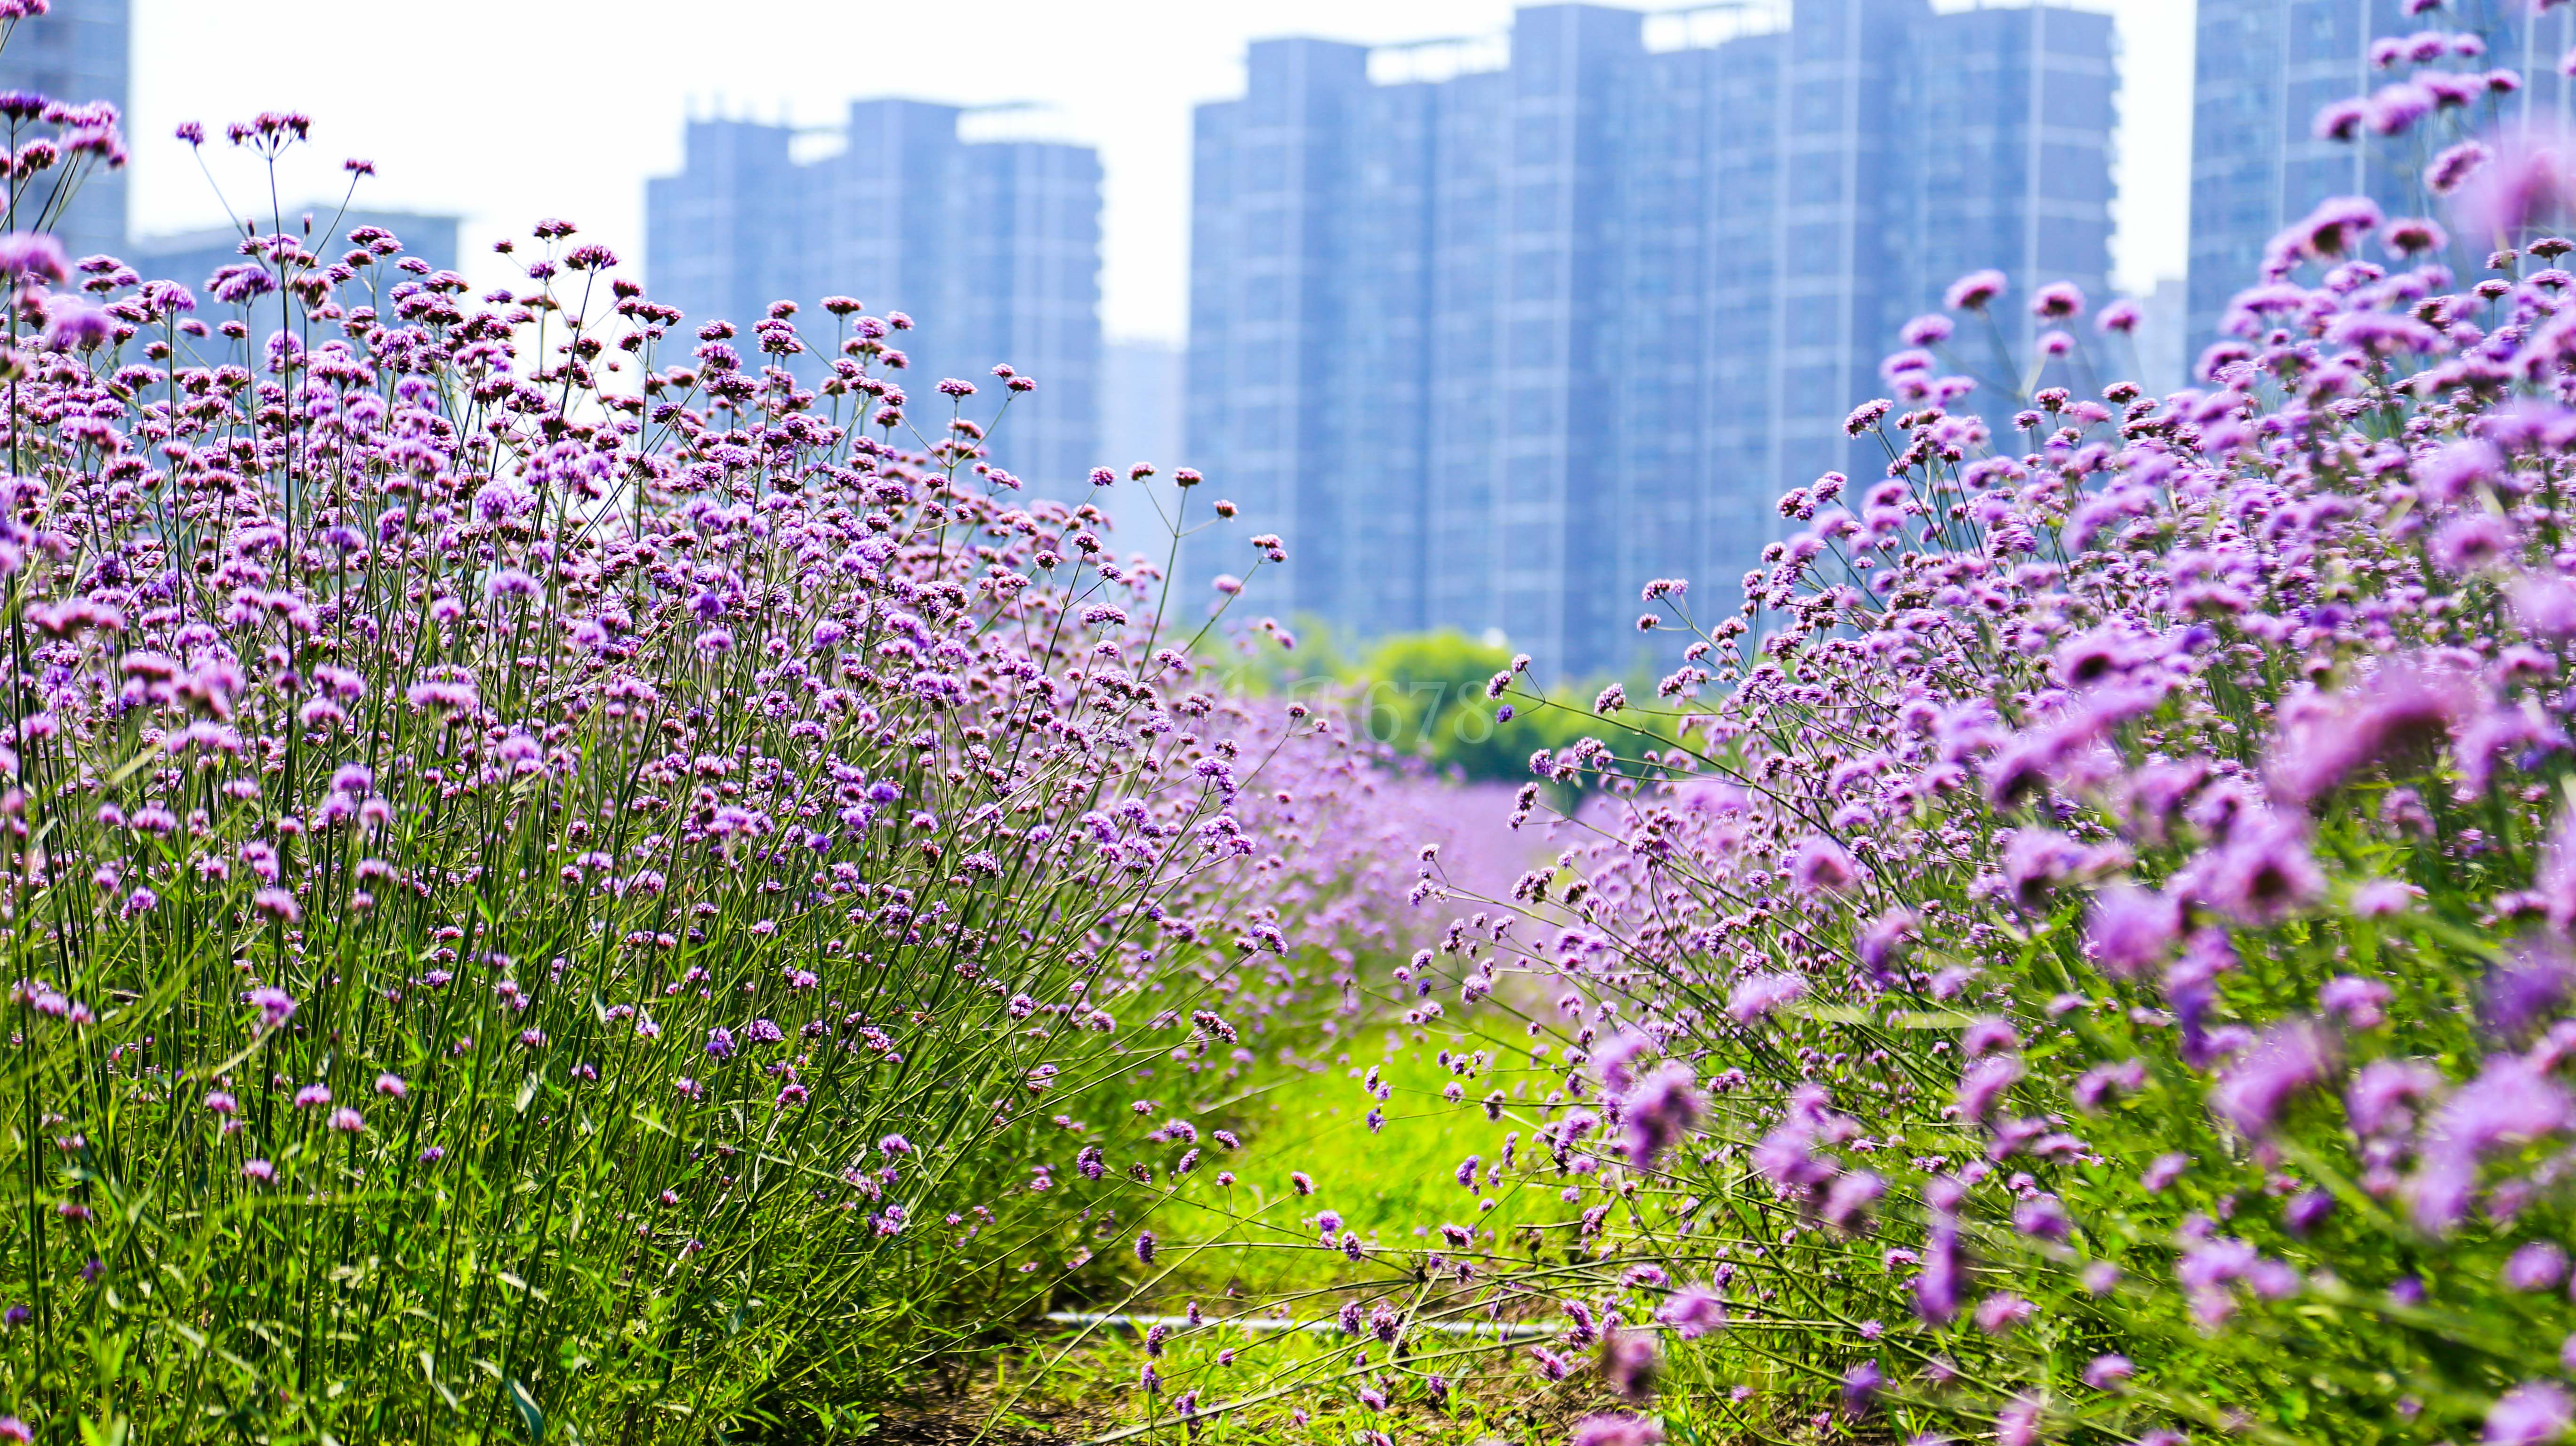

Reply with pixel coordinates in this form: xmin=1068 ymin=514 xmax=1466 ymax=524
xmin=7 ymin=3 xmax=2576 ymax=1443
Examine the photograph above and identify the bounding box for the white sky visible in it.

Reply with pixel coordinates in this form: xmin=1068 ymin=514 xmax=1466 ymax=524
xmin=128 ymin=0 xmax=2194 ymax=343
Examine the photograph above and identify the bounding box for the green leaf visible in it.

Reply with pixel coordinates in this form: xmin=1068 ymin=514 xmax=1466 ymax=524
xmin=418 ymin=1351 xmax=461 ymax=1412
xmin=507 ymin=1377 xmax=546 ymax=1444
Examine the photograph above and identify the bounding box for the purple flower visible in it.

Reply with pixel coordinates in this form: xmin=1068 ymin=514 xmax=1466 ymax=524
xmin=2347 ymin=1060 xmax=2443 ymax=1137
xmin=2367 ymin=83 xmax=2433 ymax=137
xmin=2505 ymin=1242 xmax=2569 ymax=1292
xmin=2487 ymin=1382 xmax=2574 ymax=1446
xmin=1787 ymin=835 xmax=1860 ymax=892
xmin=1570 ymin=1415 xmax=1663 ymax=1446
xmin=2319 ymin=974 xmax=2392 ymax=1028
xmin=2288 ymin=195 xmax=2385 ymax=261
xmin=2012 ymin=1195 xmax=2071 ymax=1241
xmin=1753 ymin=1084 xmax=1847 ymax=1193
xmin=2431 ymin=143 xmax=2495 ymax=200
xmin=2086 ymin=884 xmax=2178 ymax=978
xmin=2177 ymin=1236 xmax=2263 ymax=1324
xmin=1821 ymin=1170 xmax=1884 ymax=1231
xmin=1914 ymin=1177 xmax=1966 ymax=1325
xmin=2073 ymin=1058 xmax=2146 ymax=1112
xmin=2484 ymin=944 xmax=2576 ymax=1042
xmin=1945 ymin=269 xmax=2008 ymax=311
xmin=2422 ymin=437 xmax=2505 ymax=502
xmin=1591 ymin=1029 xmax=1652 ymax=1093
xmin=2141 ymin=1153 xmax=2190 ymax=1192
xmin=1842 ymin=1359 xmax=1884 ymax=1419
xmin=2431 ymin=514 xmax=2519 ymax=575
xmin=1621 ymin=1062 xmax=1703 ymax=1169
xmin=2208 ymin=1018 xmax=2335 ymax=1136
xmin=0 ymin=232 xmax=67 ymax=282
xmin=1953 ymin=1016 xmax=2016 ymax=1061
xmin=2030 ymin=282 xmax=2085 ymax=319
xmin=1726 ymin=972 xmax=1807 ymax=1024
xmin=1997 ymin=1398 xmax=2043 ymax=1446
xmin=1656 ymin=1284 xmax=1726 ymax=1339
xmin=245 ymin=986 xmax=298 ymax=1029
xmin=1954 ymin=1054 xmax=2022 ymax=1122
xmin=2511 ymin=571 xmax=2576 ymax=637
xmin=1596 ymin=1328 xmax=1658 ymax=1401
xmin=2453 ymin=126 xmax=2576 ymax=241
xmin=2083 ymin=1354 xmax=2133 ymax=1390
xmin=2267 ymin=667 xmax=2472 ymax=808
xmin=42 ymin=302 xmax=112 ymax=351
xmin=2412 ymin=1057 xmax=2575 ymax=1233
xmin=1973 ymin=1292 xmax=2033 ymax=1334
xmin=1857 ymin=907 xmax=1917 ymax=978
xmin=2284 ymin=1188 xmax=2336 ymax=1237
xmin=2182 ymin=810 xmax=2325 ymax=924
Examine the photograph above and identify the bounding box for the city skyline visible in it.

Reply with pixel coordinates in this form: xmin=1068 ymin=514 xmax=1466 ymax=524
xmin=1184 ymin=0 xmax=2120 ymax=674
xmin=645 ymin=100 xmax=1107 ymax=492
xmin=119 ymin=0 xmax=2191 ymax=349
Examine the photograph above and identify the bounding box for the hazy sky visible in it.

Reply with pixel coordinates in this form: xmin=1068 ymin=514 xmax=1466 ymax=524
xmin=128 ymin=0 xmax=2193 ymax=343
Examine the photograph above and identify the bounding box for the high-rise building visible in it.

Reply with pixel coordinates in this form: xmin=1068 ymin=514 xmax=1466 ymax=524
xmin=1186 ymin=1 xmax=2117 ymax=675
xmin=1099 ymin=337 xmax=1185 ymax=557
xmin=0 ymin=0 xmax=130 ymax=263
xmin=648 ymin=103 xmax=1103 ymax=493
xmin=2188 ymin=0 xmax=2576 ymax=357
xmin=647 ymin=119 xmax=802 ymax=351
xmin=2133 ymin=277 xmax=2191 ymax=396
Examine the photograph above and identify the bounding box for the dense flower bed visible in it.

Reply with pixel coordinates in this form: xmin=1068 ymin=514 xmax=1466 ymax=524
xmin=24 ymin=5 xmax=2576 ymax=1444
xmin=1409 ymin=64 xmax=2576 ymax=1446
xmin=0 ymin=78 xmax=1489 ymax=1440
xmin=1010 ymin=18 xmax=2576 ymax=1446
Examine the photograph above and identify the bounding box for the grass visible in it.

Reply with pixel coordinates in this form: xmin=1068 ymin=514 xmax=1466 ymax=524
xmin=947 ymin=1030 xmax=1779 ymax=1446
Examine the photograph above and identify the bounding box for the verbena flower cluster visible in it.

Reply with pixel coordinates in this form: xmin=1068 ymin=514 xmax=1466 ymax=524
xmin=1374 ymin=86 xmax=2576 ymax=1446
xmin=1062 ymin=21 xmax=2576 ymax=1446
xmin=30 ymin=4 xmax=2576 ymax=1443
xmin=0 ymin=61 xmax=1478 ymax=1440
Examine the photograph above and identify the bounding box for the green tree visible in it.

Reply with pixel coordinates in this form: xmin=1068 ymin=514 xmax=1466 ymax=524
xmin=1341 ymin=631 xmax=1605 ymax=784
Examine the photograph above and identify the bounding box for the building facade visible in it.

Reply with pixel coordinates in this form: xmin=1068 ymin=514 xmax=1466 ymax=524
xmin=0 ymin=0 xmax=130 ymax=264
xmin=648 ymin=103 xmax=1104 ymax=494
xmin=2188 ymin=0 xmax=2576 ymax=355
xmin=1187 ymin=1 xmax=2117 ymax=675
xmin=1099 ymin=337 xmax=1185 ymax=556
